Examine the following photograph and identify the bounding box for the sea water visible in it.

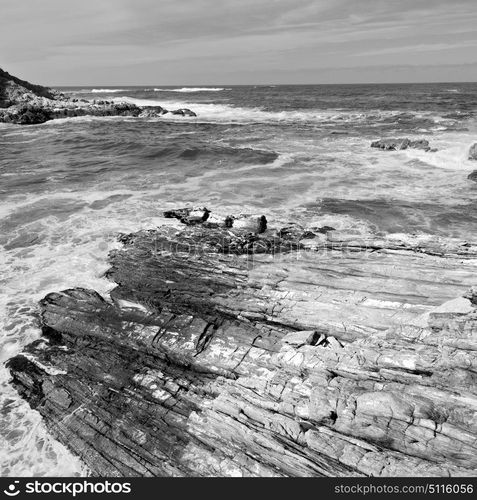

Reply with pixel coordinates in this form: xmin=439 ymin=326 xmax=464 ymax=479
xmin=1 ymin=83 xmax=477 ymax=475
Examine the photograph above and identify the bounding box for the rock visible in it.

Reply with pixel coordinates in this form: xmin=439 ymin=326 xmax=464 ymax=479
xmin=164 ymin=207 xmax=267 ymax=234
xmin=0 ymin=68 xmax=197 ymax=124
xmin=371 ymin=138 xmax=434 ymax=152
xmin=469 ymin=143 xmax=477 ymax=161
xmin=138 ymin=106 xmax=168 ymax=118
xmin=408 ymin=139 xmax=430 ymax=151
xmin=1 ymin=104 xmax=53 ymax=125
xmin=467 ymin=170 xmax=477 ymax=182
xmin=170 ymin=108 xmax=197 ymax=117
xmin=227 ymin=214 xmax=267 ymax=234
xmin=164 ymin=207 xmax=211 ymax=225
xmin=371 ymin=138 xmax=410 ymax=150
xmin=7 ymin=208 xmax=477 ymax=477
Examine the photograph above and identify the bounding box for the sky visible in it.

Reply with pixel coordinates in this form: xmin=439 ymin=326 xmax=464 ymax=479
xmin=1 ymin=0 xmax=477 ymax=85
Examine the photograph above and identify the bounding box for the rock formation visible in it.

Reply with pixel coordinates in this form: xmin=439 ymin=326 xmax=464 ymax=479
xmin=469 ymin=143 xmax=477 ymax=161
xmin=7 ymin=208 xmax=477 ymax=477
xmin=468 ymin=170 xmax=477 ymax=183
xmin=0 ymin=67 xmax=58 ymax=107
xmin=0 ymin=68 xmax=196 ymax=124
xmin=371 ymin=138 xmax=436 ymax=152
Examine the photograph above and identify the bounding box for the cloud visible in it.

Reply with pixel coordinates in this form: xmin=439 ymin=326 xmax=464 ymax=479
xmin=1 ymin=0 xmax=476 ymax=84
xmin=355 ymin=40 xmax=477 ymax=57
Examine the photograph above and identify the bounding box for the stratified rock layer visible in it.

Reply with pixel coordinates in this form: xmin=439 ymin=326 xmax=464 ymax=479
xmin=7 ymin=209 xmax=477 ymax=477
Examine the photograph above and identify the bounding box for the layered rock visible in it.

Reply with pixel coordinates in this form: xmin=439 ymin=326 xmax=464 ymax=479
xmin=469 ymin=143 xmax=477 ymax=161
xmin=7 ymin=208 xmax=477 ymax=477
xmin=0 ymin=68 xmax=196 ymax=124
xmin=371 ymin=138 xmax=437 ymax=152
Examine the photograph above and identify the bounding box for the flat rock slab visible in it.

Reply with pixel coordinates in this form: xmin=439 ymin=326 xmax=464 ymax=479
xmin=7 ymin=209 xmax=477 ymax=477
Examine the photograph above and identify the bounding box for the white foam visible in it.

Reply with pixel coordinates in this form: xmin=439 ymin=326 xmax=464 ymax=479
xmin=153 ymin=87 xmax=229 ymax=92
xmin=112 ymin=96 xmax=418 ymax=125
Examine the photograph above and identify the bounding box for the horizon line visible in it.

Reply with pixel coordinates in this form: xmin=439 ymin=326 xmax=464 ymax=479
xmin=50 ymin=80 xmax=477 ymax=87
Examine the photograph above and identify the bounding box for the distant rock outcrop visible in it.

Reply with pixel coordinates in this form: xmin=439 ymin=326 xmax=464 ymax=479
xmin=0 ymin=67 xmax=58 ymax=107
xmin=0 ymin=67 xmax=197 ymax=124
xmin=371 ymin=138 xmax=437 ymax=152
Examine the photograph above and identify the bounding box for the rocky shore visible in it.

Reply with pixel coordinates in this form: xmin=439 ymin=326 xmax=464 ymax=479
xmin=7 ymin=207 xmax=477 ymax=477
xmin=0 ymin=68 xmax=196 ymax=124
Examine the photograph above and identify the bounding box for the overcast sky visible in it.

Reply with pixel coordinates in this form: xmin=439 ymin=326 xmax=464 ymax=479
xmin=1 ymin=0 xmax=477 ymax=85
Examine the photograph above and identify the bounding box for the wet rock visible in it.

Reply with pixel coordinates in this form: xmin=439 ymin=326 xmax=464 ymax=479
xmin=7 ymin=208 xmax=477 ymax=477
xmin=469 ymin=143 xmax=477 ymax=161
xmin=0 ymin=67 xmax=197 ymax=124
xmin=138 ymin=106 xmax=168 ymax=118
xmin=467 ymin=170 xmax=477 ymax=182
xmin=1 ymin=104 xmax=53 ymax=124
xmin=0 ymin=67 xmax=57 ymax=108
xmin=164 ymin=207 xmax=211 ymax=225
xmin=371 ymin=138 xmax=435 ymax=152
xmin=170 ymin=108 xmax=197 ymax=117
xmin=371 ymin=138 xmax=411 ymax=150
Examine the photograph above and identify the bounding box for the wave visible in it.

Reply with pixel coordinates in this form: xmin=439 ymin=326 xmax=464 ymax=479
xmin=91 ymin=89 xmax=127 ymax=93
xmin=112 ymin=96 xmax=466 ymax=129
xmin=153 ymin=87 xmax=229 ymax=93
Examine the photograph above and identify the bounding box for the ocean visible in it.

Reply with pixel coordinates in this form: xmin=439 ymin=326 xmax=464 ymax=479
xmin=1 ymin=83 xmax=477 ymax=475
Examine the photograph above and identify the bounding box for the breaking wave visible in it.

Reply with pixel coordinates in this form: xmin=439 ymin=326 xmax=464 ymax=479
xmin=91 ymin=89 xmax=127 ymax=93
xmin=153 ymin=87 xmax=229 ymax=92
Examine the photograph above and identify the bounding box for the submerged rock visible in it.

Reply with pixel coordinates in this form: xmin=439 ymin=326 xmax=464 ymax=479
xmin=7 ymin=207 xmax=477 ymax=477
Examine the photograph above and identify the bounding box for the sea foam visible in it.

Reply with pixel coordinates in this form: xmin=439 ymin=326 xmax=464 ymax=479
xmin=91 ymin=89 xmax=127 ymax=93
xmin=153 ymin=87 xmax=229 ymax=92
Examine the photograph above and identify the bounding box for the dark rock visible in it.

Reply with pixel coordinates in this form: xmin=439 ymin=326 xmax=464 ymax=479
xmin=7 ymin=208 xmax=477 ymax=477
xmin=467 ymin=170 xmax=477 ymax=182
xmin=171 ymin=108 xmax=197 ymax=117
xmin=0 ymin=67 xmax=57 ymax=108
xmin=371 ymin=138 xmax=411 ymax=150
xmin=2 ymin=104 xmax=53 ymax=125
xmin=0 ymin=68 xmax=197 ymax=124
xmin=408 ymin=139 xmax=430 ymax=151
xmin=469 ymin=143 xmax=477 ymax=161
xmin=371 ymin=138 xmax=434 ymax=152
xmin=164 ymin=207 xmax=211 ymax=225
xmin=315 ymin=225 xmax=336 ymax=234
xmin=138 ymin=106 xmax=168 ymax=118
